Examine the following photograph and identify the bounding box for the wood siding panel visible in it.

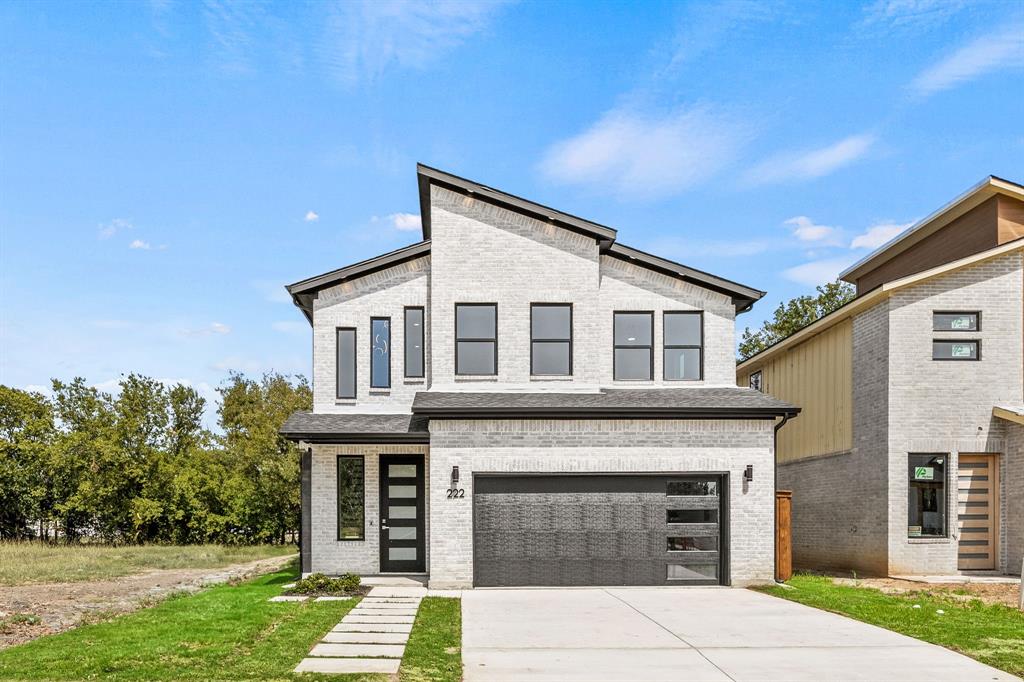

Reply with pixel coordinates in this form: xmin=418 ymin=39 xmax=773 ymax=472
xmin=739 ymin=319 xmax=852 ymax=463
xmin=855 ymin=197 xmax=1000 ymax=295
xmin=998 ymin=195 xmax=1024 ymax=245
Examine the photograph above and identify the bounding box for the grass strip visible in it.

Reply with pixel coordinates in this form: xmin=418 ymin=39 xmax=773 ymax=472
xmin=400 ymin=597 xmax=462 ymax=682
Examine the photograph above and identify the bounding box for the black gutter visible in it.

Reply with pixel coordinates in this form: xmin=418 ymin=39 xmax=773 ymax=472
xmin=411 ymin=407 xmax=800 ymax=420
xmin=773 ymin=412 xmax=796 ymax=584
xmin=280 ymin=432 xmax=431 ymax=444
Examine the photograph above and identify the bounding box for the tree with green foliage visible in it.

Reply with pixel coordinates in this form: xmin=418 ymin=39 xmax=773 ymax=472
xmin=0 ymin=386 xmax=54 ymax=539
xmin=738 ymin=280 xmax=855 ymax=361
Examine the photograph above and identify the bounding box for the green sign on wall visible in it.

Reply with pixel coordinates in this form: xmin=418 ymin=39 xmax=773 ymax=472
xmin=914 ymin=466 xmax=934 ymax=480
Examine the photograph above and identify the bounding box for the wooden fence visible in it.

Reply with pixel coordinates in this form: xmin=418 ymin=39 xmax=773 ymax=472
xmin=776 ymin=490 xmax=793 ymax=582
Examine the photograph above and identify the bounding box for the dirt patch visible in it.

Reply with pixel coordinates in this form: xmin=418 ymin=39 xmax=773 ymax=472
xmin=832 ymin=576 xmax=1021 ymax=608
xmin=0 ymin=553 xmax=294 ymax=650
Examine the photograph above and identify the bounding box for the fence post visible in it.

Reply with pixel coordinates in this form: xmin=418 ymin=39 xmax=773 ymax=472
xmin=1019 ymin=557 xmax=1023 ymax=612
xmin=776 ymin=490 xmax=793 ymax=582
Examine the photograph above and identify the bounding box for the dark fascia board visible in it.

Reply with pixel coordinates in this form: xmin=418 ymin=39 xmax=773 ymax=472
xmin=284 ymin=240 xmax=431 ymax=324
xmin=417 ymin=163 xmax=618 ymax=245
xmin=605 ymin=243 xmax=765 ymax=313
xmin=280 ymin=431 xmax=431 ymax=444
xmin=412 ymin=406 xmax=800 ymax=420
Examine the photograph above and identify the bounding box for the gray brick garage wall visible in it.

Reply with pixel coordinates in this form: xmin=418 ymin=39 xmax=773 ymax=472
xmin=426 ymin=418 xmax=776 ymax=589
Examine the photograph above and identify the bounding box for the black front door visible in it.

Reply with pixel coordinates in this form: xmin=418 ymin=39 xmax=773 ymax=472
xmin=379 ymin=454 xmax=426 ymax=573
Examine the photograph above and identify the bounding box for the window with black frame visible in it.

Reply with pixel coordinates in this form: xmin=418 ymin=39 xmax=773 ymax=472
xmin=370 ymin=317 xmax=391 ymax=388
xmin=404 ymin=307 xmax=425 ymax=378
xmin=337 ymin=456 xmax=365 ymax=540
xmin=336 ymin=328 xmax=356 ymax=399
xmin=531 ymin=304 xmax=572 ymax=375
xmin=908 ymin=454 xmax=946 ymax=537
xmin=614 ymin=312 xmax=653 ymax=380
xmin=664 ymin=311 xmax=702 ymax=381
xmin=455 ymin=304 xmax=497 ymax=375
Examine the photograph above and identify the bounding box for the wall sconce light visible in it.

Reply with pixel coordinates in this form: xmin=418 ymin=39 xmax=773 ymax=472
xmin=743 ymin=465 xmax=754 ymax=483
xmin=451 ymin=466 xmax=460 ymax=487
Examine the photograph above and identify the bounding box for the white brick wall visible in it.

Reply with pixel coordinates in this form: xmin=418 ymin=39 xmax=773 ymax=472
xmin=309 ymin=444 xmax=429 ymax=575
xmin=312 ymin=257 xmax=429 ymax=413
xmin=426 ymin=418 xmax=776 ymax=588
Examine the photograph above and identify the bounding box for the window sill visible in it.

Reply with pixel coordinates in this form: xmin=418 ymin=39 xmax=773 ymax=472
xmin=613 ymin=380 xmax=655 ymax=384
xmin=454 ymin=375 xmax=499 ymax=382
xmin=335 ymin=400 xmax=357 ymax=406
xmin=369 ymin=390 xmax=391 ymax=396
xmin=530 ymin=375 xmax=573 ymax=381
xmin=907 ymin=537 xmax=951 ymax=544
xmin=403 ymin=378 xmax=426 ymax=385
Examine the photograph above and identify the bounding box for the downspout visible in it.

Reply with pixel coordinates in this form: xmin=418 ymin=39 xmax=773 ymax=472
xmin=773 ymin=413 xmax=793 ymax=584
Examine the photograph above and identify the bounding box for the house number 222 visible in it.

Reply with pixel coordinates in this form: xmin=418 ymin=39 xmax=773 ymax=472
xmin=446 ymin=488 xmax=465 ymax=499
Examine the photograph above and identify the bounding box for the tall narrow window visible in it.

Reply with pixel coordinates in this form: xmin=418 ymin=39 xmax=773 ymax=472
xmin=531 ymin=304 xmax=572 ymax=376
xmin=370 ymin=317 xmax=390 ymax=388
xmin=404 ymin=307 xmax=425 ymax=378
xmin=613 ymin=312 xmax=653 ymax=380
xmin=337 ymin=456 xmax=365 ymax=540
xmin=908 ymin=454 xmax=946 ymax=538
xmin=749 ymin=370 xmax=763 ymax=392
xmin=336 ymin=328 xmax=356 ymax=399
xmin=455 ymin=304 xmax=497 ymax=375
xmin=664 ymin=311 xmax=703 ymax=381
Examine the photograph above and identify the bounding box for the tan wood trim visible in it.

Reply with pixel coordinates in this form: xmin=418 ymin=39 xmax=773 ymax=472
xmin=994 ymin=406 xmax=1024 ymax=425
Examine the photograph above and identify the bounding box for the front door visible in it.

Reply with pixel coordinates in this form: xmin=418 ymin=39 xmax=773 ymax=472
xmin=957 ymin=454 xmax=999 ymax=570
xmin=379 ymin=454 xmax=426 ymax=573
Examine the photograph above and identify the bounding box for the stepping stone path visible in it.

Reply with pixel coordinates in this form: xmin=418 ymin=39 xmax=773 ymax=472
xmin=294 ymin=585 xmax=426 ymax=675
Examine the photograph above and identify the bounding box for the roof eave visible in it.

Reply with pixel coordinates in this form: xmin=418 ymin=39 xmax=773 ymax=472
xmin=280 ymin=431 xmax=431 ymax=444
xmin=412 ymin=406 xmax=800 ymax=420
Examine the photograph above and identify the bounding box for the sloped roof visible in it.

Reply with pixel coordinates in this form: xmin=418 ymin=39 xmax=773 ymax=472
xmin=280 ymin=412 xmax=430 ymax=443
xmin=412 ymin=387 xmax=797 ymax=419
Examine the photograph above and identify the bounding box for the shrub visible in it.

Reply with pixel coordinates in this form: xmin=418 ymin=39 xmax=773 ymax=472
xmin=287 ymin=572 xmax=361 ymax=595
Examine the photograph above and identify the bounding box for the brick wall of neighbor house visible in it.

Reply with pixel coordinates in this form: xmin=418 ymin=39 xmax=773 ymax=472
xmin=426 ymin=184 xmax=737 ymax=387
xmin=778 ymin=301 xmax=891 ymax=575
xmin=886 ymin=251 xmax=1023 ymax=574
xmin=312 ymin=256 xmax=430 ymax=413
xmin=308 ymin=443 xmax=429 ymax=575
xmin=1006 ymin=422 xmax=1024 ymax=575
xmin=426 ymin=419 xmax=776 ymax=589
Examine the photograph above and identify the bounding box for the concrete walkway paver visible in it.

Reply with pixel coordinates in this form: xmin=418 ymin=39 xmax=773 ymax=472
xmin=293 ymin=585 xmax=427 ymax=675
xmin=463 ymin=587 xmax=1019 ymax=682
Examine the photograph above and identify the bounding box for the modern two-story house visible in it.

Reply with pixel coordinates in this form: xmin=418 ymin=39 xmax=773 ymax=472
xmin=281 ymin=164 xmax=797 ymax=589
xmin=737 ymin=176 xmax=1024 ymax=577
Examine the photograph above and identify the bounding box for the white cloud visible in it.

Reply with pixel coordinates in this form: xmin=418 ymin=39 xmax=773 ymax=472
xmin=782 ymin=255 xmax=859 ymax=286
xmin=860 ymin=0 xmax=967 ymax=33
xmin=910 ymin=24 xmax=1024 ymax=97
xmin=305 ymin=210 xmax=320 ymax=222
xmin=783 ymin=216 xmax=841 ymax=244
xmin=744 ymin=133 xmax=876 ymax=185
xmin=317 ymin=0 xmax=511 ymax=84
xmin=181 ymin=322 xmax=232 ymax=338
xmin=539 ymin=105 xmax=750 ymax=199
xmin=850 ymin=220 xmax=915 ymax=250
xmin=129 ymin=239 xmax=152 ymax=250
xmin=389 ymin=213 xmax=422 ymax=231
xmin=272 ymin=320 xmax=307 ymax=334
xmin=99 ymin=218 xmax=132 ymax=239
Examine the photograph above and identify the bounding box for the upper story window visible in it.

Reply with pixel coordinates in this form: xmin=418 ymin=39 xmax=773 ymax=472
xmin=336 ymin=328 xmax=356 ymax=399
xmin=664 ymin=311 xmax=702 ymax=381
xmin=933 ymin=311 xmax=979 ymax=332
xmin=749 ymin=370 xmax=763 ymax=392
xmin=455 ymin=304 xmax=497 ymax=375
xmin=613 ymin=312 xmax=653 ymax=381
xmin=370 ymin=317 xmax=391 ymax=388
xmin=404 ymin=307 xmax=425 ymax=378
xmin=531 ymin=304 xmax=572 ymax=376
xmin=933 ymin=340 xmax=980 ymax=361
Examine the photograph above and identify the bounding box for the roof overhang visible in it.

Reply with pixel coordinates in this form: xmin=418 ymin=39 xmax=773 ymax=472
xmin=605 ymin=243 xmax=765 ymax=313
xmin=840 ymin=176 xmax=1024 ymax=283
xmin=417 ymin=163 xmax=618 ymax=246
xmin=284 ymin=240 xmax=431 ymax=324
xmin=279 ymin=412 xmax=431 ymax=443
xmin=738 ymin=238 xmax=1024 ymax=373
xmin=993 ymin=405 xmax=1024 ymax=426
xmin=411 ymin=406 xmax=798 ymax=420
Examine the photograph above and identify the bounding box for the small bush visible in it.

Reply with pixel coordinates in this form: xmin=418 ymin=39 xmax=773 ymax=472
xmin=287 ymin=572 xmax=361 ymax=595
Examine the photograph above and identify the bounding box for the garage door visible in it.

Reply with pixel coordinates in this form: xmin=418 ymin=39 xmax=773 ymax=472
xmin=473 ymin=474 xmax=726 ymax=587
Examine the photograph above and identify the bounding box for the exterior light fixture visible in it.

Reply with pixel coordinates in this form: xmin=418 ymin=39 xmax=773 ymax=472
xmin=744 ymin=465 xmax=754 ymax=482
xmin=451 ymin=465 xmax=460 ymax=487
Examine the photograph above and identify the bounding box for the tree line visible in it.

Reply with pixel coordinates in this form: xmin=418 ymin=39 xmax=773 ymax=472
xmin=0 ymin=372 xmax=310 ymax=544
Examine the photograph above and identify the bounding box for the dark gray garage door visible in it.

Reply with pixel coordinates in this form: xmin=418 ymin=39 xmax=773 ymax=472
xmin=473 ymin=474 xmax=726 ymax=587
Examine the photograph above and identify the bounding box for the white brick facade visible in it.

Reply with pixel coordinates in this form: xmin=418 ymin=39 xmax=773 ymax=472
xmin=427 ymin=419 xmax=776 ymax=588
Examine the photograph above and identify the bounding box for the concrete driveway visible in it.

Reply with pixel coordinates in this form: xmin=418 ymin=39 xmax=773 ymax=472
xmin=462 ymin=587 xmax=1018 ymax=682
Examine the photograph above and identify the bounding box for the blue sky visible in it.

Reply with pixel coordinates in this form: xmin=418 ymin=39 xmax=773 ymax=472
xmin=1 ymin=0 xmax=1022 ymax=422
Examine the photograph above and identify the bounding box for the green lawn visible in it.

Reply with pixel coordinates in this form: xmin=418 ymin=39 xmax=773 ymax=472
xmin=0 ymin=542 xmax=297 ymax=585
xmin=0 ymin=560 xmax=463 ymax=681
xmin=400 ymin=597 xmax=462 ymax=682
xmin=757 ymin=573 xmax=1024 ymax=677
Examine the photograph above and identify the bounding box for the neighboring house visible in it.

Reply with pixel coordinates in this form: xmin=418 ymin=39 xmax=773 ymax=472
xmin=737 ymin=176 xmax=1024 ymax=577
xmin=281 ymin=164 xmax=797 ymax=588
